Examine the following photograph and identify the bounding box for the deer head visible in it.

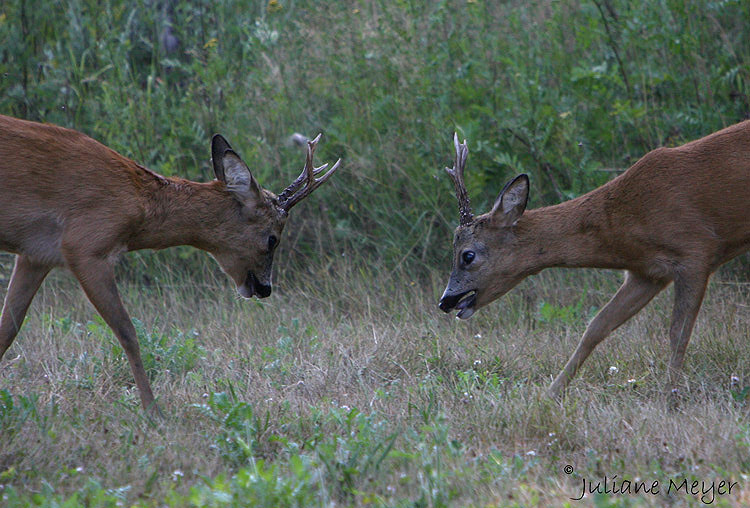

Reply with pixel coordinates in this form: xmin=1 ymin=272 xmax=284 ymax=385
xmin=210 ymin=133 xmax=340 ymax=299
xmin=438 ymin=134 xmax=530 ymax=319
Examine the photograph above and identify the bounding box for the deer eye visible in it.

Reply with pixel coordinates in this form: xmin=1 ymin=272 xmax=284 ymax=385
xmin=268 ymin=235 xmax=278 ymax=250
xmin=462 ymin=250 xmax=475 ymax=265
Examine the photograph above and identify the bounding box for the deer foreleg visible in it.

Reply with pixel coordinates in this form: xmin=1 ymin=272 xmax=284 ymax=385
xmin=667 ymin=272 xmax=709 ymax=390
xmin=0 ymin=255 xmax=51 ymax=359
xmin=67 ymin=256 xmax=159 ymax=415
xmin=548 ymin=271 xmax=667 ymax=398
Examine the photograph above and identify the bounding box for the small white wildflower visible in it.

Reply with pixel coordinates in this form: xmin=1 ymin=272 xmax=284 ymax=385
xmin=473 ymin=359 xmax=482 ymax=368
xmin=628 ymin=378 xmax=636 ymax=384
xmin=608 ymin=366 xmax=618 ymax=374
xmin=340 ymin=405 xmax=350 ymax=411
xmin=526 ymin=450 xmax=536 ymax=456
xmin=731 ymin=375 xmax=740 ymax=386
xmin=474 ymin=334 xmax=482 ymax=339
xmin=172 ymin=470 xmax=184 ymax=481
xmin=202 ymin=393 xmax=209 ymax=398
xmin=548 ymin=432 xmax=556 ymax=437
xmin=75 ymin=466 xmax=84 ymax=473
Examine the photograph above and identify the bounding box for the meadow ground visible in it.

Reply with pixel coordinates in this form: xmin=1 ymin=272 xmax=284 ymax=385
xmin=1 ymin=254 xmax=748 ymax=507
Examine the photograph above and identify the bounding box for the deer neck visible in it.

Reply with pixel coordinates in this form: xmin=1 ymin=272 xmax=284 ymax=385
xmin=516 ymin=195 xmax=624 ymax=272
xmin=129 ymin=175 xmax=233 ymax=253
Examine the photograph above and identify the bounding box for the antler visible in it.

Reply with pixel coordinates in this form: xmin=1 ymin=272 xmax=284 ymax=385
xmin=445 ymin=133 xmax=473 ymax=225
xmin=277 ymin=133 xmax=341 ymax=212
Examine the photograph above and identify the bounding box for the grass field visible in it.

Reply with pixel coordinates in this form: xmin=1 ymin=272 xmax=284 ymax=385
xmin=1 ymin=254 xmax=749 ymax=506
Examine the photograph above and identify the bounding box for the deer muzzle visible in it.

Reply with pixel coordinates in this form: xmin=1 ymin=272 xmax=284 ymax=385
xmin=239 ymin=271 xmax=272 ymax=299
xmin=439 ymin=289 xmax=477 ymax=319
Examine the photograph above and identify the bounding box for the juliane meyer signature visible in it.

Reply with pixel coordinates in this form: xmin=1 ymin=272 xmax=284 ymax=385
xmin=565 ymin=466 xmax=739 ymax=504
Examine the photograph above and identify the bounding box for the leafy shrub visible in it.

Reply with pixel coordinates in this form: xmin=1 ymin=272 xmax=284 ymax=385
xmin=190 ymin=390 xmax=274 ymax=467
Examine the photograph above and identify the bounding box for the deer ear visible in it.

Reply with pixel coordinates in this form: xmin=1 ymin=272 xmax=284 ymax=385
xmin=210 ymin=135 xmax=263 ymax=204
xmin=218 ymin=149 xmax=263 ymax=205
xmin=490 ymin=174 xmax=529 ymax=226
xmin=211 ymin=134 xmax=233 ymax=182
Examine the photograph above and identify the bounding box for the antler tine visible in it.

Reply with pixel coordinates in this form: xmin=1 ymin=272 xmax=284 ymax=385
xmin=444 ymin=132 xmax=473 ymax=225
xmin=277 ymin=163 xmax=329 ymax=203
xmin=277 ymin=134 xmax=327 ymax=203
xmin=278 ymin=134 xmax=341 ymax=211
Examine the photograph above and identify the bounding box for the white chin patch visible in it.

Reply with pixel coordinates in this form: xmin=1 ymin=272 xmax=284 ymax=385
xmin=238 ymin=284 xmax=254 ymax=299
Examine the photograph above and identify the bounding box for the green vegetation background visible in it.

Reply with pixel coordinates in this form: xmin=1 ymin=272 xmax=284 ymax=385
xmin=2 ymin=0 xmax=748 ymax=278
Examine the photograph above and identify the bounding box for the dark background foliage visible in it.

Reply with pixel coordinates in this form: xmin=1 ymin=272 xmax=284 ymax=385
xmin=1 ymin=0 xmax=749 ymax=276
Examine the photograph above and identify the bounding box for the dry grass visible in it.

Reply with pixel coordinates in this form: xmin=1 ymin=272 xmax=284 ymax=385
xmin=1 ymin=255 xmax=749 ymax=506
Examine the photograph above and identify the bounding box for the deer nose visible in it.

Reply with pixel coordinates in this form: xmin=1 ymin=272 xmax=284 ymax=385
xmin=256 ymin=283 xmax=272 ymax=298
xmin=439 ymin=292 xmax=461 ymax=312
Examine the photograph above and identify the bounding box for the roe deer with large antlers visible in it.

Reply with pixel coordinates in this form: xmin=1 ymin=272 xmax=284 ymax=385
xmin=0 ymin=115 xmax=340 ymax=413
xmin=438 ymin=122 xmax=750 ymax=397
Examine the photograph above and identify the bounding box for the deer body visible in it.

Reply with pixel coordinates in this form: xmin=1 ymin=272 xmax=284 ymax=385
xmin=0 ymin=115 xmax=339 ymax=413
xmin=1 ymin=117 xmax=226 ymax=264
xmin=517 ymin=136 xmax=750 ymax=276
xmin=438 ymin=121 xmax=750 ymax=396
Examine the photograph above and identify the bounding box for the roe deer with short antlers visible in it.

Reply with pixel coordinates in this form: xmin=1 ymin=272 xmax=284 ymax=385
xmin=438 ymin=122 xmax=750 ymax=397
xmin=0 ymin=115 xmax=340 ymax=414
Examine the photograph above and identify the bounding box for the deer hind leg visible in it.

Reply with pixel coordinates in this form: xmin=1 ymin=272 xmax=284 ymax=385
xmin=667 ymin=272 xmax=709 ymax=391
xmin=548 ymin=271 xmax=667 ymax=398
xmin=66 ymin=255 xmax=159 ymax=415
xmin=0 ymin=255 xmax=51 ymax=359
